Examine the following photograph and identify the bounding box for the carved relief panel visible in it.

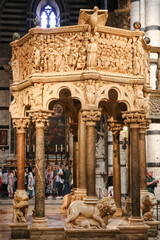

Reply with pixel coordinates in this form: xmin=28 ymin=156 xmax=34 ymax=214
xmin=11 ymin=27 xmax=150 ymax=83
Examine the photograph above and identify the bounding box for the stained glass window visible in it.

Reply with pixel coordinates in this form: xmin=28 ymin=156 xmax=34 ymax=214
xmin=40 ymin=5 xmax=56 ymax=28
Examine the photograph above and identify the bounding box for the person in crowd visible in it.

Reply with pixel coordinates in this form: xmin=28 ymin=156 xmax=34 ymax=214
xmin=27 ymin=170 xmax=35 ymax=199
xmin=53 ymin=165 xmax=58 ymax=196
xmin=54 ymin=165 xmax=63 ymax=199
xmin=45 ymin=166 xmax=53 ymax=198
xmin=1 ymin=167 xmax=8 ymax=197
xmin=7 ymin=169 xmax=14 ymax=198
xmin=0 ymin=168 xmax=2 ymax=193
xmin=147 ymin=169 xmax=159 ymax=194
xmin=64 ymin=164 xmax=72 ymax=194
xmin=25 ymin=168 xmax=28 ymax=191
xmin=106 ymin=170 xmax=113 ymax=196
xmin=12 ymin=168 xmax=17 ymax=193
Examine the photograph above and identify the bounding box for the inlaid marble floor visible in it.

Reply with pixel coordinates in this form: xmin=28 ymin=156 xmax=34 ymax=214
xmin=0 ymin=198 xmax=64 ymax=240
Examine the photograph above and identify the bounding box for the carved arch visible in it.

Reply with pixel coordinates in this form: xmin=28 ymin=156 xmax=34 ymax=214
xmin=43 ymin=83 xmax=85 ymax=110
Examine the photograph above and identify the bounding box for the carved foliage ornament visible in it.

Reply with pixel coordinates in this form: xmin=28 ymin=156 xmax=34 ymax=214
xmin=108 ymin=121 xmax=123 ymax=134
xmin=12 ymin=118 xmax=30 ymax=131
xmin=81 ymin=109 xmax=101 ymax=123
xmin=29 ymin=111 xmax=53 ymax=129
xmin=122 ymin=111 xmax=147 ymax=126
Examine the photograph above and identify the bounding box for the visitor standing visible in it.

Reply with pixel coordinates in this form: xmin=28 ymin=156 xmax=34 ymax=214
xmin=1 ymin=167 xmax=8 ymax=197
xmin=106 ymin=170 xmax=113 ymax=196
xmin=64 ymin=165 xmax=72 ymax=194
xmin=54 ymin=165 xmax=63 ymax=199
xmin=7 ymin=169 xmax=14 ymax=198
xmin=45 ymin=166 xmax=53 ymax=198
xmin=27 ymin=170 xmax=35 ymax=199
xmin=147 ymin=169 xmax=159 ymax=194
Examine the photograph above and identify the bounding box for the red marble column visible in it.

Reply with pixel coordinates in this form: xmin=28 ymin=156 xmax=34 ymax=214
xmin=12 ymin=118 xmax=30 ymax=190
xmin=17 ymin=130 xmax=25 ymax=190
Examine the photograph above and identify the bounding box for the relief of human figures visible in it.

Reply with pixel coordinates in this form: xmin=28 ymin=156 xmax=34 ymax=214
xmin=12 ymin=28 xmax=149 ymax=81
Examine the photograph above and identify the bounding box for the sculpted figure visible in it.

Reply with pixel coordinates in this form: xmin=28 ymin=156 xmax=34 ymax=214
xmin=134 ymin=90 xmax=144 ymax=109
xmin=78 ymin=6 xmax=108 ymax=33
xmin=34 ymin=48 xmax=41 ymax=68
xmin=141 ymin=193 xmax=157 ymax=221
xmin=30 ymin=83 xmax=43 ymax=107
xmin=48 ymin=49 xmax=55 ymax=72
xmin=85 ymin=80 xmax=96 ymax=106
xmin=13 ymin=190 xmax=29 ymax=223
xmin=65 ymin=197 xmax=116 ymax=229
xmin=9 ymin=92 xmax=19 ymax=117
xmin=12 ymin=59 xmax=19 ymax=82
xmin=87 ymin=37 xmax=97 ymax=69
xmin=134 ymin=52 xmax=143 ymax=75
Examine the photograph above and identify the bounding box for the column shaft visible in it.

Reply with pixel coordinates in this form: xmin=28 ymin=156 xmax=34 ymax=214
xmin=17 ymin=131 xmax=25 ymax=190
xmin=35 ymin=123 xmax=45 ymax=218
xmin=73 ymin=136 xmax=78 ymax=189
xmin=113 ymin=133 xmax=121 ymax=210
xmin=131 ymin=127 xmax=140 ymax=218
xmin=139 ymin=129 xmax=147 ymax=191
xmin=78 ymin=112 xmax=86 ymax=189
xmin=86 ymin=123 xmax=96 ymax=197
xmin=130 ymin=0 xmax=140 ymax=30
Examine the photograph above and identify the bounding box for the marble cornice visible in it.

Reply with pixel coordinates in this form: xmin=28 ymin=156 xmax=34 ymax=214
xmin=10 ymin=70 xmax=145 ymax=92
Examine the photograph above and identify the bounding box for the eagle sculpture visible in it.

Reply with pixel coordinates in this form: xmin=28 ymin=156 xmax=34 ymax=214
xmin=78 ymin=6 xmax=108 ymax=33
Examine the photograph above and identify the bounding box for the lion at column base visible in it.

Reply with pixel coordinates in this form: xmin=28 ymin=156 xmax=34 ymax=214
xmin=65 ymin=197 xmax=116 ymax=229
xmin=141 ymin=193 xmax=157 ymax=221
xmin=13 ymin=190 xmax=29 ymax=223
xmin=61 ymin=192 xmax=86 ymax=214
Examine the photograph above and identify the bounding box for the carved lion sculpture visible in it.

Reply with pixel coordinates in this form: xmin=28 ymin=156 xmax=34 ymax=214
xmin=141 ymin=193 xmax=157 ymax=221
xmin=13 ymin=190 xmax=29 ymax=223
xmin=65 ymin=197 xmax=116 ymax=229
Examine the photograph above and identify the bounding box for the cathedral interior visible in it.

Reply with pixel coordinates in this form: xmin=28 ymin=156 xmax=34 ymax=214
xmin=0 ymin=0 xmax=160 ymax=239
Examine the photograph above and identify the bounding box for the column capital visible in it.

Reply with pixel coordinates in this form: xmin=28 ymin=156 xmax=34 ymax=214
xmin=28 ymin=110 xmax=54 ymax=128
xmin=139 ymin=118 xmax=151 ymax=133
xmin=12 ymin=117 xmax=30 ymax=133
xmin=69 ymin=123 xmax=78 ymax=137
xmin=108 ymin=120 xmax=123 ymax=135
xmin=81 ymin=108 xmax=102 ymax=126
xmin=122 ymin=110 xmax=147 ymax=128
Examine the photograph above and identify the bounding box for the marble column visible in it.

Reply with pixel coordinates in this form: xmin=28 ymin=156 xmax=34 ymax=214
xmin=108 ymin=121 xmax=123 ymax=216
xmin=156 ymin=52 xmax=160 ymax=90
xmin=145 ymin=0 xmax=160 ymax=47
xmin=30 ymin=111 xmax=52 ymax=227
xmin=12 ymin=118 xmax=30 ymax=221
xmin=75 ymin=111 xmax=87 ymax=198
xmin=10 ymin=119 xmax=30 ymax=240
xmin=69 ymin=123 xmax=78 ymax=190
xmin=130 ymin=0 xmax=140 ymax=30
xmin=82 ymin=109 xmax=101 ymax=203
xmin=123 ymin=110 xmax=147 ymax=221
xmin=139 ymin=128 xmax=147 ymax=191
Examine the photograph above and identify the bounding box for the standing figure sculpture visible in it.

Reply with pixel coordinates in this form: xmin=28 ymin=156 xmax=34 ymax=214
xmin=87 ymin=37 xmax=97 ymax=69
